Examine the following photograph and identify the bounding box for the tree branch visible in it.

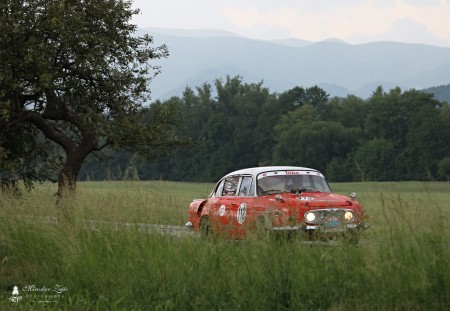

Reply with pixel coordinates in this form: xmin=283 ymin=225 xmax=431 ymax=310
xmin=20 ymin=111 xmax=75 ymax=153
xmin=42 ymin=88 xmax=95 ymax=141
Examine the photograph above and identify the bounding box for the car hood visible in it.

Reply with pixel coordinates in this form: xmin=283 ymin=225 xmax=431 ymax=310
xmin=269 ymin=192 xmax=354 ymax=208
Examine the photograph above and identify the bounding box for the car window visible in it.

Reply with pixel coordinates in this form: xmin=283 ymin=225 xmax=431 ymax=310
xmin=301 ymin=175 xmax=312 ymax=189
xmin=257 ymin=176 xmax=285 ymax=194
xmin=257 ymin=170 xmax=332 ymax=195
xmin=222 ymin=176 xmax=240 ymax=196
xmin=213 ymin=179 xmax=225 ymax=197
xmin=310 ymin=175 xmax=328 ymax=192
xmin=238 ymin=176 xmax=254 ymax=196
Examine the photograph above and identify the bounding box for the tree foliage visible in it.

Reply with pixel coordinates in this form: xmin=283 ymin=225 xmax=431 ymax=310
xmin=0 ymin=0 xmax=187 ymax=195
xmin=84 ymin=79 xmax=449 ymax=183
xmin=363 ymin=87 xmax=450 ymax=180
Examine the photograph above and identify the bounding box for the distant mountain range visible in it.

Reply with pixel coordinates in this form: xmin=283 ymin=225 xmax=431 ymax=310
xmin=423 ymin=84 xmax=450 ymax=103
xmin=141 ymin=28 xmax=450 ymax=100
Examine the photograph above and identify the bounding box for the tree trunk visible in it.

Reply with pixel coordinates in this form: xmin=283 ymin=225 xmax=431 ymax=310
xmin=57 ymin=155 xmax=83 ymax=198
xmin=353 ymin=159 xmax=366 ymax=182
xmin=56 ymin=137 xmax=97 ymax=198
xmin=20 ymin=96 xmax=99 ymax=198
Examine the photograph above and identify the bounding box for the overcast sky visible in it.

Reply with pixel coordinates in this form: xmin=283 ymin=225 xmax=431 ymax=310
xmin=132 ymin=0 xmax=450 ymax=47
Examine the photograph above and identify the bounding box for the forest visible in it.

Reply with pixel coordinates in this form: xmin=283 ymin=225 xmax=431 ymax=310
xmin=80 ymin=76 xmax=450 ymax=183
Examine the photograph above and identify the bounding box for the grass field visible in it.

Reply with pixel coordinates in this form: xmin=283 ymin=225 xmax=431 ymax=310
xmin=1 ymin=181 xmax=449 ymax=310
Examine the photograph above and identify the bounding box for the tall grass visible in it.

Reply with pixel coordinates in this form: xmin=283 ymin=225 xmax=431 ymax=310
xmin=1 ymin=181 xmax=449 ymax=310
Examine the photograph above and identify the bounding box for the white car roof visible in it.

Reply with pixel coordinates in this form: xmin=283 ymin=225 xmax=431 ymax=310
xmin=223 ymin=166 xmax=320 ymax=178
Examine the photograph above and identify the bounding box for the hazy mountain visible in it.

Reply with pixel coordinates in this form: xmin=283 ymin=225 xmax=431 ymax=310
xmin=144 ymin=28 xmax=450 ymax=100
xmin=422 ymin=84 xmax=450 ymax=103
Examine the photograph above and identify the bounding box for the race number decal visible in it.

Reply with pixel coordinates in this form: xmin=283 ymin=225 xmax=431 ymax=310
xmin=237 ymin=203 xmax=247 ymax=224
xmin=299 ymin=197 xmax=315 ymax=201
xmin=219 ymin=204 xmax=226 ymax=216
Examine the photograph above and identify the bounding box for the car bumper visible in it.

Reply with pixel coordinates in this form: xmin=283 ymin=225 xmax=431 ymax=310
xmin=305 ymin=221 xmax=369 ymax=231
xmin=272 ymin=221 xmax=369 ymax=232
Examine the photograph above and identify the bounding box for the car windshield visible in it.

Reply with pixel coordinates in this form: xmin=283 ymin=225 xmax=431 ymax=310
xmin=257 ymin=170 xmax=331 ymax=196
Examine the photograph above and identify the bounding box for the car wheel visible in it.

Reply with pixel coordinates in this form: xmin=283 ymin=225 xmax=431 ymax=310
xmin=200 ymin=216 xmax=212 ymax=237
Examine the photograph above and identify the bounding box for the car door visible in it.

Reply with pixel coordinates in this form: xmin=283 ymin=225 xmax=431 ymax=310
xmin=227 ymin=175 xmax=258 ymax=238
xmin=210 ymin=175 xmax=241 ymax=237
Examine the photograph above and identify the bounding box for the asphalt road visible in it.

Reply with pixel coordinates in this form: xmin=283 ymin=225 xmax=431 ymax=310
xmin=26 ymin=215 xmax=197 ymax=237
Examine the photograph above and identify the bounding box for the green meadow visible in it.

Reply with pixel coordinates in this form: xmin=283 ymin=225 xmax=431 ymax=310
xmin=1 ymin=181 xmax=449 ymax=310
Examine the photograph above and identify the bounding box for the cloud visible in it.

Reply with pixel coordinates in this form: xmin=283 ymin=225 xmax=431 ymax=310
xmin=350 ymin=17 xmax=447 ymax=46
xmin=387 ymin=17 xmax=443 ymax=44
xmin=223 ymin=7 xmax=297 ymax=29
xmin=401 ymin=0 xmax=442 ymax=6
xmin=391 ymin=0 xmax=450 ymax=46
xmin=224 ymin=1 xmax=398 ymax=41
xmin=221 ymin=1 xmax=450 ymax=46
xmin=132 ymin=0 xmax=450 ymax=47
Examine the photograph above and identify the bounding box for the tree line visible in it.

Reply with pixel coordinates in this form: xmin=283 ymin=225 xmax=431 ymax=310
xmin=80 ymin=76 xmax=450 ymax=182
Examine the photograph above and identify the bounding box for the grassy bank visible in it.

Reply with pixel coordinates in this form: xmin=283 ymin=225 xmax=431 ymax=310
xmin=1 ymin=181 xmax=449 ymax=310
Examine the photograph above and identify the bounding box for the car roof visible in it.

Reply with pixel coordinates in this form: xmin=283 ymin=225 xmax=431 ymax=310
xmin=223 ymin=166 xmax=320 ymax=178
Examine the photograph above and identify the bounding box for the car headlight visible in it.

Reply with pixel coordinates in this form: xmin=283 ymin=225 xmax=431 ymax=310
xmin=305 ymin=212 xmax=316 ymax=222
xmin=344 ymin=211 xmax=354 ymax=221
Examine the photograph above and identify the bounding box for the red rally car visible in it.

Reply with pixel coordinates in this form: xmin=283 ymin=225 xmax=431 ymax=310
xmin=186 ymin=166 xmax=369 ymax=243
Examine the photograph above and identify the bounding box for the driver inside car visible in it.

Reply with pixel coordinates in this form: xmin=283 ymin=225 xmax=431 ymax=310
xmin=285 ymin=176 xmax=304 ymax=192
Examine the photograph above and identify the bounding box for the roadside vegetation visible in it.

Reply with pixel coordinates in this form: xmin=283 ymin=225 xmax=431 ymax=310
xmin=1 ymin=181 xmax=449 ymax=310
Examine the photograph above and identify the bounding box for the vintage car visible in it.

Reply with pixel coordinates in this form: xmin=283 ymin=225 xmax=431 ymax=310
xmin=186 ymin=166 xmax=369 ymax=243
